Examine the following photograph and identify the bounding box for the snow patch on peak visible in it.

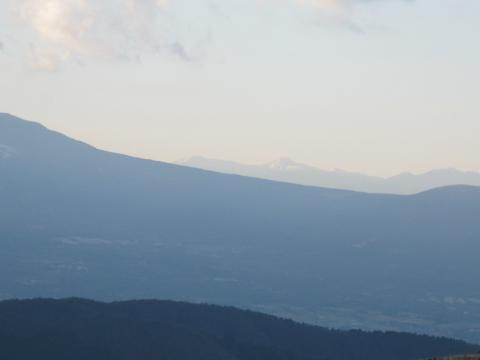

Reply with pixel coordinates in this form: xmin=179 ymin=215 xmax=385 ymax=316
xmin=265 ymin=158 xmax=307 ymax=171
xmin=0 ymin=144 xmax=16 ymax=159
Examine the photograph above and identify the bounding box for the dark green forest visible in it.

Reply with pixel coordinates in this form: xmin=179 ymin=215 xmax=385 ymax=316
xmin=0 ymin=298 xmax=477 ymax=360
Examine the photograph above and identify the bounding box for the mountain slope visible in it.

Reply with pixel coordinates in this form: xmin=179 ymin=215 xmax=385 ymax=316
xmin=0 ymin=298 xmax=477 ymax=360
xmin=177 ymin=156 xmax=480 ymax=194
xmin=1 ymin=113 xmax=480 ymax=343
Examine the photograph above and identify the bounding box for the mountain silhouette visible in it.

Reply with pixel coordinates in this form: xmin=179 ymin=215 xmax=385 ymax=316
xmin=177 ymin=156 xmax=480 ymax=194
xmin=0 ymin=298 xmax=477 ymax=360
xmin=1 ymin=112 xmax=480 ymax=343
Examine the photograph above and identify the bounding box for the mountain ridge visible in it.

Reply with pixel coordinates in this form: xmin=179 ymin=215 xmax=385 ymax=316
xmin=3 ymin=112 xmax=478 ymax=196
xmin=177 ymin=155 xmax=480 ymax=195
xmin=1 ymin=113 xmax=480 ymax=343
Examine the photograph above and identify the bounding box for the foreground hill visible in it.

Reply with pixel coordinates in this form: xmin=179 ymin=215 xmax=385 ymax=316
xmin=430 ymin=356 xmax=480 ymax=360
xmin=1 ymin=113 xmax=480 ymax=342
xmin=0 ymin=298 xmax=477 ymax=360
xmin=177 ymin=156 xmax=480 ymax=194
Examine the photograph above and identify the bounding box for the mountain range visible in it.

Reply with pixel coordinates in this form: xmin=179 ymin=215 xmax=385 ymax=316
xmin=1 ymin=112 xmax=480 ymax=343
xmin=177 ymin=156 xmax=480 ymax=194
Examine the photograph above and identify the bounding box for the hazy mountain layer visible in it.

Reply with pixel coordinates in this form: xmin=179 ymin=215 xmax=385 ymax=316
xmin=177 ymin=156 xmax=480 ymax=194
xmin=1 ymin=113 xmax=480 ymax=343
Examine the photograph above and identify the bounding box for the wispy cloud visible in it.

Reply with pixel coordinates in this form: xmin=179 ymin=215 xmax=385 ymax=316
xmin=297 ymin=0 xmax=401 ymax=11
xmin=297 ymin=0 xmax=350 ymax=12
xmin=295 ymin=0 xmax=416 ymax=36
xmin=11 ymin=0 xmax=186 ymax=70
xmin=7 ymin=0 xmax=407 ymax=70
xmin=296 ymin=0 xmax=407 ymax=27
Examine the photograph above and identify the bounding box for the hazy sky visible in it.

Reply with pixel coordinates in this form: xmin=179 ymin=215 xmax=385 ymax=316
xmin=0 ymin=0 xmax=479 ymax=176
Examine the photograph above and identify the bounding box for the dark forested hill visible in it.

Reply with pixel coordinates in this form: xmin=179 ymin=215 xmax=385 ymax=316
xmin=1 ymin=113 xmax=480 ymax=342
xmin=0 ymin=298 xmax=477 ymax=360
xmin=429 ymin=356 xmax=480 ymax=360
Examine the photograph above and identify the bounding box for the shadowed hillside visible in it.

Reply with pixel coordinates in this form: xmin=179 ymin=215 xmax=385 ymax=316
xmin=0 ymin=298 xmax=477 ymax=360
xmin=427 ymin=355 xmax=480 ymax=360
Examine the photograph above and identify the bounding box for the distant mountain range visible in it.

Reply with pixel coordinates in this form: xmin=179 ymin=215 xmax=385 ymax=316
xmin=177 ymin=156 xmax=480 ymax=194
xmin=0 ymin=298 xmax=477 ymax=360
xmin=1 ymin=113 xmax=480 ymax=344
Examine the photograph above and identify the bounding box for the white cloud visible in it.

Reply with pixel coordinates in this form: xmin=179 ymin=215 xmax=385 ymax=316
xmin=8 ymin=0 xmax=407 ymax=70
xmin=294 ymin=0 xmax=409 ymax=32
xmin=297 ymin=0 xmax=391 ymax=10
xmin=12 ymin=0 xmax=181 ymax=70
xmin=298 ymin=0 xmax=349 ymax=11
xmin=296 ymin=0 xmax=399 ymax=17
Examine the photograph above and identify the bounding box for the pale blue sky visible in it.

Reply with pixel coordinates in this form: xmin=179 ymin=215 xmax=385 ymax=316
xmin=0 ymin=0 xmax=479 ymax=176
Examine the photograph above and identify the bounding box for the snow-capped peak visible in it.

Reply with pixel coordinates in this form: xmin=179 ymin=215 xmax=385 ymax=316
xmin=265 ymin=158 xmax=306 ymax=171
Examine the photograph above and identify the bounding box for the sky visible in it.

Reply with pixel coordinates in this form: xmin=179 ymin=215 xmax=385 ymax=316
xmin=0 ymin=0 xmax=479 ymax=176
